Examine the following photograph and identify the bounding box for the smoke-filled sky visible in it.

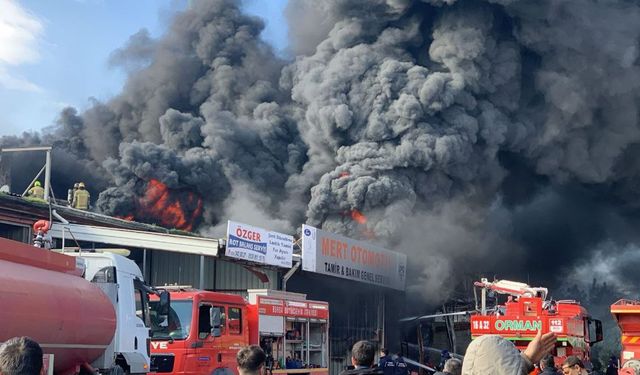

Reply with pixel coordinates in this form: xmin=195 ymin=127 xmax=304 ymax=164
xmin=0 ymin=0 xmax=287 ymax=136
xmin=4 ymin=0 xmax=640 ymax=303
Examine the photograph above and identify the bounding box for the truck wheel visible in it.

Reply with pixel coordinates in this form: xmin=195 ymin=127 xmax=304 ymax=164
xmin=110 ymin=365 xmax=125 ymax=375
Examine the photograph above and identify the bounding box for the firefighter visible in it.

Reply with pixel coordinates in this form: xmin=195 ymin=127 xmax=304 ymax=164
xmin=71 ymin=182 xmax=90 ymax=210
xmin=378 ymin=348 xmax=390 ymax=367
xmin=378 ymin=348 xmax=395 ymax=375
xmin=26 ymin=181 xmax=44 ymax=200
xmin=393 ymin=354 xmax=409 ymax=375
xmin=67 ymin=182 xmax=79 ymax=206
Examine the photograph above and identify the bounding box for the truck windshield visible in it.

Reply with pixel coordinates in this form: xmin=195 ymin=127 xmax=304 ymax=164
xmin=149 ymin=300 xmax=193 ymax=340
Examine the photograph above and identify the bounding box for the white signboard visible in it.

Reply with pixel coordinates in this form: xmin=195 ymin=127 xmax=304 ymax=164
xmin=226 ymin=221 xmax=293 ymax=268
xmin=301 ymin=224 xmax=407 ymax=291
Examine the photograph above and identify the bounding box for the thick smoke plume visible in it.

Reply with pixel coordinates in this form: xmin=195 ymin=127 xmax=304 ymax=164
xmin=4 ymin=0 xmax=640 ymax=303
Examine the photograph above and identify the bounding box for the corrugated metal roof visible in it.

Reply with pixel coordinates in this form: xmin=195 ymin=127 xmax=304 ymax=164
xmin=49 ymin=223 xmax=219 ymax=256
xmin=0 ymin=193 xmax=198 ymax=234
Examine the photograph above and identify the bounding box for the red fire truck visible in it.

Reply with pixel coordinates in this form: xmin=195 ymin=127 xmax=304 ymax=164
xmin=611 ymin=299 xmax=640 ymax=374
xmin=469 ymin=279 xmax=603 ymax=367
xmin=149 ymin=288 xmax=329 ymax=375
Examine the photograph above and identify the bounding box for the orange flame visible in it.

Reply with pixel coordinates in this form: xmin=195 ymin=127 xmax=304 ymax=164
xmin=134 ymin=179 xmax=203 ymax=231
xmin=350 ymin=209 xmax=367 ymax=225
xmin=339 ymin=171 xmax=350 ymax=178
xmin=118 ymin=215 xmax=134 ymax=221
xmin=345 ymin=209 xmax=376 ymax=239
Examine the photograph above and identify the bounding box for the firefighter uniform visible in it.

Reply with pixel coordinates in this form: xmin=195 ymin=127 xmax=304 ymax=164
xmin=380 ymin=357 xmax=395 ymax=375
xmin=72 ymin=182 xmax=90 ymax=210
xmin=395 ymin=357 xmax=408 ymax=375
xmin=27 ymin=181 xmax=45 ymax=199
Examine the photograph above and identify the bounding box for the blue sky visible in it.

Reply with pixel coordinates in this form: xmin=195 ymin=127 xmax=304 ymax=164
xmin=0 ymin=0 xmax=289 ymax=137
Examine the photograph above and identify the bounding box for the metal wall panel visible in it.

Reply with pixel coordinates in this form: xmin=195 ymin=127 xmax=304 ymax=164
xmin=150 ymin=251 xmax=215 ymax=288
xmin=214 ymin=260 xmax=279 ymax=293
xmin=149 ymin=251 xmax=279 ymax=293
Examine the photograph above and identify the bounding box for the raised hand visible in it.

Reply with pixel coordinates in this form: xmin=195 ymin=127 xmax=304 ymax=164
xmin=523 ymin=330 xmax=557 ymax=364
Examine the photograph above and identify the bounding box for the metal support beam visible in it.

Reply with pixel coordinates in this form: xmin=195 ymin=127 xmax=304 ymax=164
xmin=398 ymin=310 xmax=470 ymax=323
xmin=417 ymin=323 xmax=425 ymax=375
xmin=143 ymin=249 xmax=148 ymax=281
xmin=381 ymin=293 xmax=386 ymax=347
xmin=199 ymin=255 xmax=205 ymax=289
xmin=3 ymin=146 xmax=52 ymax=201
xmin=282 ymin=260 xmax=301 ymax=291
xmin=21 ymin=164 xmax=45 ymax=197
xmin=481 ymin=287 xmax=487 ymax=315
xmin=44 ymin=149 xmax=51 ymax=202
xmin=1 ymin=146 xmax=52 ymax=152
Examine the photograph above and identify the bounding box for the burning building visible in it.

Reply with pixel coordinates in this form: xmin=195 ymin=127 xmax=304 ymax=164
xmin=3 ymin=0 xmax=640 ymax=369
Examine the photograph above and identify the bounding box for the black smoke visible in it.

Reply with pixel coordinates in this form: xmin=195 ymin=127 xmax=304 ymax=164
xmin=4 ymin=0 xmax=640 ymax=302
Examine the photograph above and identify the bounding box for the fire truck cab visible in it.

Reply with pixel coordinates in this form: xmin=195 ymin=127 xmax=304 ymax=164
xmin=611 ymin=299 xmax=640 ymax=374
xmin=149 ymin=288 xmax=248 ymax=375
xmin=470 ymin=279 xmax=603 ymax=367
xmin=149 ymin=288 xmax=329 ymax=375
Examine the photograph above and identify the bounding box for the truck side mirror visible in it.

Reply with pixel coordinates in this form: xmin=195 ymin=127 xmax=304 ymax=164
xmin=211 ymin=307 xmax=222 ymax=337
xmin=594 ymin=319 xmax=603 ymax=344
xmin=588 ymin=318 xmax=603 ymax=344
xmin=158 ymin=291 xmax=170 ymax=316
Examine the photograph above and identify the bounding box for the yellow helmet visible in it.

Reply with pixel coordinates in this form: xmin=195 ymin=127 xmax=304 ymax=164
xmin=34 ymin=181 xmax=41 ymax=187
xmin=78 ymin=182 xmax=85 ymax=188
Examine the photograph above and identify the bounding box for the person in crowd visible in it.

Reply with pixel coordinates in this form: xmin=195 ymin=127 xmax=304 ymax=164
xmin=438 ymin=350 xmax=451 ymax=371
xmin=444 ymin=358 xmax=462 ymax=375
xmin=378 ymin=348 xmax=394 ymax=375
xmin=540 ymin=354 xmax=559 ymax=374
xmin=560 ymin=356 xmax=587 ymax=375
xmin=340 ymin=340 xmax=383 ymax=375
xmin=434 ymin=358 xmax=462 ymax=375
xmin=0 ymin=336 xmax=45 ymax=375
xmin=379 ymin=348 xmax=390 ymax=367
xmin=462 ymin=330 xmax=556 ymax=375
xmin=606 ymin=356 xmax=619 ymax=375
xmin=529 ymin=363 xmax=541 ymax=375
xmin=237 ymin=345 xmax=266 ymax=375
xmin=393 ymin=353 xmax=408 ymax=375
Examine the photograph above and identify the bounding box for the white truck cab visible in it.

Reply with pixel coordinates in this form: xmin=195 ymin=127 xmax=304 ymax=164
xmin=65 ymin=251 xmax=158 ymax=375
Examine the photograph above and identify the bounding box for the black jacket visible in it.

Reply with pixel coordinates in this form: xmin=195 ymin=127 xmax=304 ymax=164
xmin=339 ymin=367 xmax=384 ymax=375
xmin=540 ymin=368 xmax=560 ymax=375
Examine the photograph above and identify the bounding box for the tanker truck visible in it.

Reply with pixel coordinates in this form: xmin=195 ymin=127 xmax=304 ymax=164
xmin=0 ymin=235 xmax=170 ymax=375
